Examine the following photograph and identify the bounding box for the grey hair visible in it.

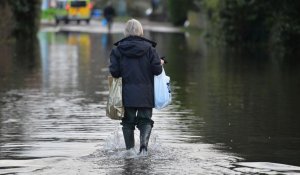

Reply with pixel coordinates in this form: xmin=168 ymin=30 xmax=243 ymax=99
xmin=124 ymin=19 xmax=144 ymax=37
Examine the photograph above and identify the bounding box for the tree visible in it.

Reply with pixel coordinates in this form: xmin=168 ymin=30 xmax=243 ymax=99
xmin=0 ymin=0 xmax=41 ymax=40
xmin=9 ymin=0 xmax=41 ymax=39
xmin=0 ymin=1 xmax=14 ymax=40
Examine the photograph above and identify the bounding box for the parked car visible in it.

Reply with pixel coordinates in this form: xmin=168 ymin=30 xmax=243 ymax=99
xmin=55 ymin=0 xmax=92 ymax=25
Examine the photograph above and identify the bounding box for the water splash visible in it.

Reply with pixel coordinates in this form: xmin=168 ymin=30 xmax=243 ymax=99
xmin=102 ymin=125 xmax=162 ymax=159
xmin=103 ymin=125 xmax=125 ymax=151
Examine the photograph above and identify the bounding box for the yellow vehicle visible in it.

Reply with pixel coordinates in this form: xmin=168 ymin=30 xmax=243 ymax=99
xmin=55 ymin=0 xmax=93 ymax=25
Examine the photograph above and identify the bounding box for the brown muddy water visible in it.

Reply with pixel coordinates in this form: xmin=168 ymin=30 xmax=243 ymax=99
xmin=0 ymin=30 xmax=300 ymax=174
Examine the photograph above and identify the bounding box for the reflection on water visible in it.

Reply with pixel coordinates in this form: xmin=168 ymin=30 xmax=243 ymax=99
xmin=0 ymin=31 xmax=300 ymax=174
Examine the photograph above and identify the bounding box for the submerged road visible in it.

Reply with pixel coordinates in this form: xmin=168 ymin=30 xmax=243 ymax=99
xmin=1 ymin=18 xmax=300 ymax=174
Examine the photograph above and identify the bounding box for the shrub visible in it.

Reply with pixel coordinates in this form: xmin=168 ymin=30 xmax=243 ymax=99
xmin=167 ymin=0 xmax=191 ymax=26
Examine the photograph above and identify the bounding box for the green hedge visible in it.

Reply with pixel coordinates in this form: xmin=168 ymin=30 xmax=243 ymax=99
xmin=42 ymin=8 xmax=67 ymax=20
xmin=167 ymin=0 xmax=191 ymax=26
xmin=200 ymin=0 xmax=300 ymax=49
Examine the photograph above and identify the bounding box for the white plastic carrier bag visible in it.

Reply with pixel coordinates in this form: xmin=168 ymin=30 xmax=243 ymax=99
xmin=154 ymin=68 xmax=172 ymax=109
xmin=106 ymin=76 xmax=124 ymax=120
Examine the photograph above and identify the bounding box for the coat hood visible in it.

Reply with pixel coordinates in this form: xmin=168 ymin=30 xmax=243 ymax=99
xmin=114 ymin=36 xmax=157 ymax=58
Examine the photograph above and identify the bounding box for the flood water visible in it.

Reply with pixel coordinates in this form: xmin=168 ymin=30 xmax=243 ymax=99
xmin=0 ymin=29 xmax=300 ymax=174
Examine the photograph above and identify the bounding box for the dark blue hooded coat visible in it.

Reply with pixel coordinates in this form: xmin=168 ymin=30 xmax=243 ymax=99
xmin=109 ymin=36 xmax=162 ymax=108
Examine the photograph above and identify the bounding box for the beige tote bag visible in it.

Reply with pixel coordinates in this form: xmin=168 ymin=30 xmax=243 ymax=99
xmin=106 ymin=76 xmax=124 ymax=120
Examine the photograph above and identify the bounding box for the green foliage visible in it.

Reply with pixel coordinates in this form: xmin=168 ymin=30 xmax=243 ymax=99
xmin=219 ymin=0 xmax=270 ymax=44
xmin=269 ymin=0 xmax=300 ymax=51
xmin=200 ymin=0 xmax=300 ymax=50
xmin=42 ymin=8 xmax=67 ymax=20
xmin=199 ymin=0 xmax=221 ymax=43
xmin=202 ymin=0 xmax=219 ymax=11
xmin=202 ymin=0 xmax=220 ymax=22
xmin=167 ymin=0 xmax=192 ymax=26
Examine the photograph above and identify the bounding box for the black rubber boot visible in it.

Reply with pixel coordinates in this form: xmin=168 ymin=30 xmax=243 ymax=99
xmin=139 ymin=125 xmax=152 ymax=154
xmin=122 ymin=127 xmax=135 ymax=150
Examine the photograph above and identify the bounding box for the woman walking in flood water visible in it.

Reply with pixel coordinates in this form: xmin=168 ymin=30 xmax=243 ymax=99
xmin=109 ymin=19 xmax=164 ymax=155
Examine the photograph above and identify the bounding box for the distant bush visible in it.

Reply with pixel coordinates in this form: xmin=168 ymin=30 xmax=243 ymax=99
xmin=269 ymin=0 xmax=300 ymax=50
xmin=200 ymin=0 xmax=300 ymax=49
xmin=219 ymin=0 xmax=270 ymax=44
xmin=42 ymin=8 xmax=67 ymax=20
xmin=167 ymin=0 xmax=191 ymax=26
